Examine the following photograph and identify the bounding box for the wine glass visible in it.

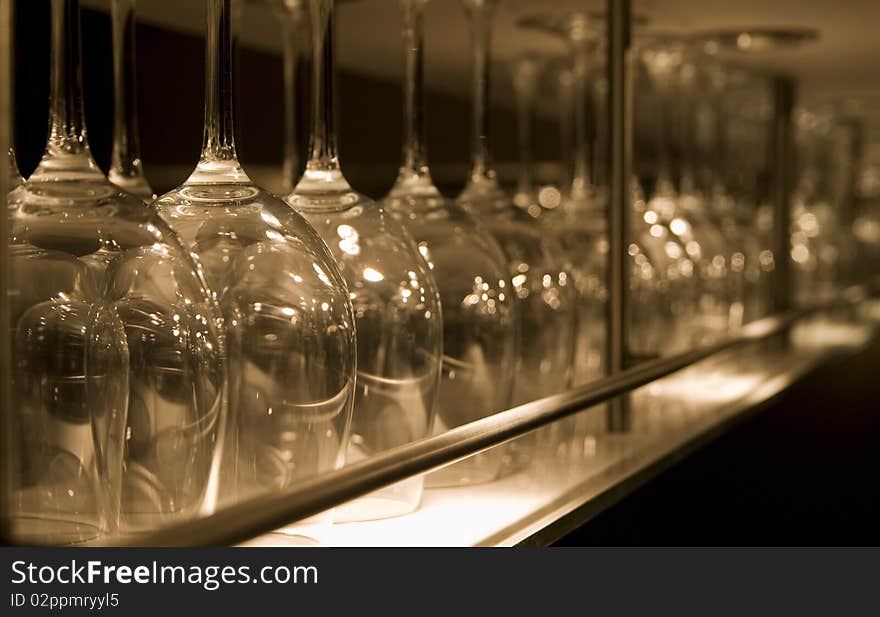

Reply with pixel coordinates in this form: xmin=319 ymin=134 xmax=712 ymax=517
xmin=790 ymin=108 xmax=845 ymax=305
xmin=457 ymin=0 xmax=576 ymax=471
xmin=514 ymin=12 xmax=652 ymax=446
xmin=518 ymin=13 xmax=609 ymax=394
xmin=553 ymin=16 xmax=699 ymax=360
xmin=638 ymin=35 xmax=732 ymax=346
xmin=384 ymin=0 xmax=516 ymax=487
xmin=108 ymin=0 xmax=153 ymax=200
xmin=285 ymin=0 xmax=442 ymax=520
xmin=7 ymin=0 xmax=225 ymax=543
xmin=680 ymin=53 xmax=753 ymax=330
xmin=154 ymin=0 xmax=356 ymax=540
xmin=709 ymin=66 xmax=775 ymax=323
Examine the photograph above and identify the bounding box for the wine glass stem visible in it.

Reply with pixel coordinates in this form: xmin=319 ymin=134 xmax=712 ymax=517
xmin=570 ymin=42 xmax=591 ymax=200
xmin=110 ymin=0 xmax=148 ymax=188
xmin=512 ymin=62 xmax=536 ymax=199
xmin=47 ymin=0 xmax=89 ymax=158
xmin=198 ymin=0 xmax=240 ymax=174
xmin=302 ymin=0 xmax=347 ymax=189
xmin=556 ymin=69 xmax=574 ymax=194
xmin=280 ymin=5 xmax=303 ymax=193
xmin=398 ymin=0 xmax=430 ymax=182
xmin=465 ymin=1 xmax=495 ymax=184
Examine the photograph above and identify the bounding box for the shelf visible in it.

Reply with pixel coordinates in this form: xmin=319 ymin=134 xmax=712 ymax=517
xmin=240 ymin=313 xmax=877 ymax=547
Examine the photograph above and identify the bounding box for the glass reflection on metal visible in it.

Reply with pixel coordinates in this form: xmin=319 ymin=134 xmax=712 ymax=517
xmin=8 ymin=0 xmax=225 ymax=542
xmin=385 ymin=0 xmax=516 ymax=488
xmin=154 ymin=0 xmax=356 ymax=538
xmin=286 ymin=0 xmax=441 ymax=519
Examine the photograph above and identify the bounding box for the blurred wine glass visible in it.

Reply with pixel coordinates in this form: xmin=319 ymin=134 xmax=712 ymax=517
xmin=790 ymin=108 xmax=847 ymax=305
xmin=638 ymin=35 xmax=733 ymax=346
xmin=457 ymin=0 xmax=576 ymax=472
xmin=509 ymin=52 xmax=546 ymax=220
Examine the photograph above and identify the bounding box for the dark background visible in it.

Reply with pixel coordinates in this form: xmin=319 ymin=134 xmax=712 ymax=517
xmin=557 ymin=338 xmax=880 ymax=545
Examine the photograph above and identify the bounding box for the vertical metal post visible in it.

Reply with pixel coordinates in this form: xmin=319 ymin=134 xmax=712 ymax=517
xmin=0 ymin=0 xmax=13 ymax=543
xmin=770 ymin=78 xmax=796 ymax=314
xmin=605 ymin=0 xmax=631 ymax=432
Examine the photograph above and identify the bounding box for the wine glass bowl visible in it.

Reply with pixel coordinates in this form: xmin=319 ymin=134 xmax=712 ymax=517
xmin=156 ymin=181 xmax=356 ymax=502
xmin=285 ymin=189 xmax=442 ymax=477
xmin=9 ymin=171 xmax=225 ymax=540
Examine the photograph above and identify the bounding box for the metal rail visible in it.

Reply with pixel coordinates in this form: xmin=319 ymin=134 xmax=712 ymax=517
xmin=114 ymin=297 xmax=862 ymax=547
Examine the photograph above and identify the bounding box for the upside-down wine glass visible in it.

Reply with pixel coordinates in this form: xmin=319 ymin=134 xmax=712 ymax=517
xmin=707 ymin=66 xmax=774 ymax=323
xmin=790 ymin=108 xmax=844 ymax=305
xmin=109 ymin=0 xmax=153 ymax=200
xmin=518 ymin=12 xmax=610 ymax=390
xmin=521 ymin=12 xmax=677 ymax=367
xmin=155 ymin=0 xmax=356 ymax=539
xmin=640 ymin=37 xmax=731 ymax=345
xmin=458 ymin=0 xmax=575 ymax=471
xmin=8 ymin=0 xmax=225 ymax=542
xmin=728 ymin=73 xmax=776 ymax=323
xmin=384 ymin=0 xmax=516 ymax=487
xmin=520 ymin=11 xmax=681 ymax=442
xmin=681 ymin=54 xmax=751 ymax=329
xmin=286 ymin=0 xmax=442 ymax=519
xmin=519 ymin=11 xmax=615 ymax=459
xmin=587 ymin=40 xmax=697 ymax=361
